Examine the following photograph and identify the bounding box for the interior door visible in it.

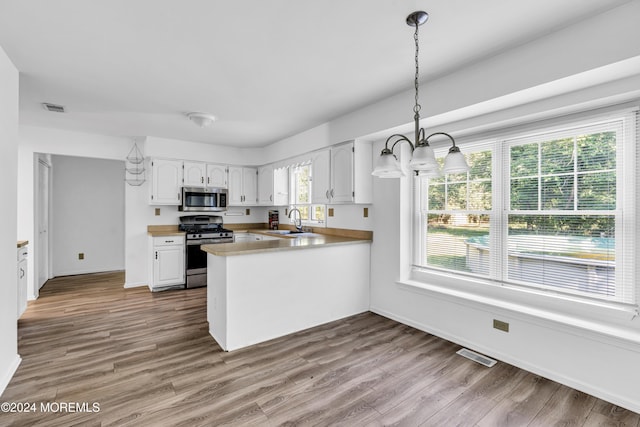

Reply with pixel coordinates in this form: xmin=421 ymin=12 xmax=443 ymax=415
xmin=36 ymin=158 xmax=51 ymax=292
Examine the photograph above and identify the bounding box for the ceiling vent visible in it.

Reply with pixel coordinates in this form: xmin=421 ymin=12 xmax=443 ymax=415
xmin=42 ymin=103 xmax=65 ymax=113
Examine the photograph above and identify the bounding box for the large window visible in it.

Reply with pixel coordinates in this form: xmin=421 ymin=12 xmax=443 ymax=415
xmin=416 ymin=113 xmax=636 ymax=305
xmin=290 ymin=164 xmax=325 ymax=224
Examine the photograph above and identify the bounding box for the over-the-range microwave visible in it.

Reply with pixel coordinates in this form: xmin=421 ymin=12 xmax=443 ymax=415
xmin=180 ymin=187 xmax=227 ymax=212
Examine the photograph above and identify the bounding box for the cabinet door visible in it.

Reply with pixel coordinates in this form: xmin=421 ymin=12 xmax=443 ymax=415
xmin=258 ymin=165 xmax=274 ymax=205
xmin=183 ymin=161 xmax=206 ymax=187
xmin=273 ymin=166 xmax=289 ymax=205
xmin=330 ymin=142 xmax=354 ymax=203
xmin=227 ymin=166 xmax=244 ymax=206
xmin=151 ymin=159 xmax=183 ymax=205
xmin=242 ymin=167 xmax=258 ymax=205
xmin=206 ymin=164 xmax=227 ymax=188
xmin=154 ymin=245 xmax=185 ymax=287
xmin=311 ymin=149 xmax=331 ymax=204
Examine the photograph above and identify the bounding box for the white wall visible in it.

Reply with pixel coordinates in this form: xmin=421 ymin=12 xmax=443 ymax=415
xmin=51 ymin=155 xmax=125 ymax=276
xmin=0 ymin=45 xmax=20 ymax=396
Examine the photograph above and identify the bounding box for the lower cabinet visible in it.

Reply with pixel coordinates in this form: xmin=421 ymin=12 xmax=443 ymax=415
xmin=150 ymin=235 xmax=185 ymax=291
xmin=17 ymin=245 xmax=28 ymax=318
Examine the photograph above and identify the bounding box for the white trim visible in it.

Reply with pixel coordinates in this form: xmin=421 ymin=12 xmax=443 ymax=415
xmin=0 ymin=355 xmax=21 ymax=397
xmin=124 ymin=281 xmax=147 ymax=289
xmin=402 ymin=272 xmax=640 ymax=349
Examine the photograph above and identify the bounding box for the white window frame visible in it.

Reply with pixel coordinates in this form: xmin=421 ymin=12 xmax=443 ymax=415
xmin=289 ymin=163 xmax=325 ymax=226
xmin=412 ymin=107 xmax=638 ymax=316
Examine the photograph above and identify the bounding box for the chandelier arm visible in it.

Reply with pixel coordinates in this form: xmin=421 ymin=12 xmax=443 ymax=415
xmin=425 ymin=132 xmax=457 ymax=147
xmin=384 ymin=134 xmax=415 ymax=152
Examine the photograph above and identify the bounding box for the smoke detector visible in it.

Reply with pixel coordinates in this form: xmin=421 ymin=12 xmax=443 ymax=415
xmin=187 ymin=112 xmax=216 ymax=128
xmin=42 ymin=103 xmax=66 ymax=113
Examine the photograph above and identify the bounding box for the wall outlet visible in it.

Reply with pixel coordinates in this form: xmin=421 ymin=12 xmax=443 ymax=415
xmin=78 ymin=253 xmax=85 ymax=260
xmin=363 ymin=207 xmax=369 ymax=218
xmin=155 ymin=208 xmax=160 ymax=216
xmin=245 ymin=208 xmax=250 ymax=216
xmin=328 ymin=208 xmax=334 ymax=217
xmin=493 ymin=319 xmax=509 ymax=332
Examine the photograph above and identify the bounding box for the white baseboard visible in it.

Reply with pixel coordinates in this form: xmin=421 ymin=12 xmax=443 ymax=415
xmin=0 ymin=354 xmax=21 ymax=397
xmin=124 ymin=281 xmax=147 ymax=289
xmin=370 ymin=306 xmax=640 ymax=414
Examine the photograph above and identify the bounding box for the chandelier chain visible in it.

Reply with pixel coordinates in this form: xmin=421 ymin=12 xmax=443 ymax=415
xmin=413 ymin=22 xmax=421 ymax=117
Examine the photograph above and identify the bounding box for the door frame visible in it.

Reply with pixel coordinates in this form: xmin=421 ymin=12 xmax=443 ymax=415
xmin=34 ymin=155 xmax=52 ymax=298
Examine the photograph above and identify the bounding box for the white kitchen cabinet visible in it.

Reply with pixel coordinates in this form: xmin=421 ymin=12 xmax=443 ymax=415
xmin=258 ymin=165 xmax=274 ymax=205
xmin=206 ymin=164 xmax=227 ymax=188
xmin=311 ymin=141 xmax=372 ymax=204
xmin=150 ymin=159 xmax=183 ymax=205
xmin=17 ymin=245 xmax=28 ymax=318
xmin=228 ymin=166 xmax=257 ymax=206
xmin=311 ymin=149 xmax=331 ymax=204
xmin=183 ymin=162 xmax=227 ymax=188
xmin=330 ymin=142 xmax=355 ymax=203
xmin=183 ymin=161 xmax=206 ymax=187
xmin=150 ymin=235 xmax=185 ymax=290
xmin=273 ymin=166 xmax=289 ymax=205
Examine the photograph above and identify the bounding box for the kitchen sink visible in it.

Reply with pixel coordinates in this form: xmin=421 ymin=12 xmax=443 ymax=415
xmin=266 ymin=230 xmax=321 ymax=238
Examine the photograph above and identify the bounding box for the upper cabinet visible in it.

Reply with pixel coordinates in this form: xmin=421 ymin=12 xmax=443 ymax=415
xmin=311 ymin=141 xmax=372 ymax=204
xmin=206 ymin=164 xmax=227 ymax=188
xmin=183 ymin=161 xmax=206 ymax=186
xmin=150 ymin=159 xmax=183 ymax=205
xmin=311 ymin=149 xmax=331 ymax=204
xmin=147 ymin=140 xmax=371 ymax=207
xmin=330 ymin=142 xmax=355 ymax=203
xmin=257 ymin=164 xmax=274 ymax=205
xmin=228 ymin=166 xmax=257 ymax=206
xmin=273 ymin=167 xmax=289 ymax=206
xmin=258 ymin=164 xmax=289 ymax=206
xmin=183 ymin=162 xmax=227 ymax=188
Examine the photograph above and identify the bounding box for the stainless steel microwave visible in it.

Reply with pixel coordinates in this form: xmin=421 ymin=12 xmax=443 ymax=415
xmin=180 ymin=187 xmax=228 ymax=212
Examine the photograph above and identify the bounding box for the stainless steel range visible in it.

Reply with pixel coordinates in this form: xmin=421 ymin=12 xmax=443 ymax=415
xmin=179 ymin=215 xmax=233 ymax=288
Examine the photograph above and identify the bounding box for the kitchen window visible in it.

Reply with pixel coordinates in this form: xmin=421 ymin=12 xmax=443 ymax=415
xmin=290 ymin=164 xmax=325 ymax=224
xmin=415 ymin=110 xmax=637 ymax=306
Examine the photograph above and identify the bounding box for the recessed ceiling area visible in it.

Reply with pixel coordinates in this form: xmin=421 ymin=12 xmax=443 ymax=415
xmin=0 ymin=0 xmax=633 ymax=147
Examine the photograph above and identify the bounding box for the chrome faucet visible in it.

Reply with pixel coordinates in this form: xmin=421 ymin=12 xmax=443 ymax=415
xmin=288 ymin=208 xmax=303 ymax=231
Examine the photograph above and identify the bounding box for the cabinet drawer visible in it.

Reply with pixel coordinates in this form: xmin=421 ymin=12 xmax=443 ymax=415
xmin=153 ymin=235 xmax=185 ymax=246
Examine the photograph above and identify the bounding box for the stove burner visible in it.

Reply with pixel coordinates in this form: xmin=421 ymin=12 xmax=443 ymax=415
xmin=179 ymin=215 xmax=234 ymax=240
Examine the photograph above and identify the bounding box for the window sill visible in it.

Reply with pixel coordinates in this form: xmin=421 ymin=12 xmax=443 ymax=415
xmin=401 ymin=268 xmax=640 ymax=348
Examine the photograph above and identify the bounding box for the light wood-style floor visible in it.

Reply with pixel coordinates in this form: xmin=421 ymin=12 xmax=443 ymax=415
xmin=2 ymin=272 xmax=639 ymax=426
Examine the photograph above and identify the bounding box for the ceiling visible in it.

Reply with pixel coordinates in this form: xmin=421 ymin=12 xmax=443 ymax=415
xmin=0 ymin=0 xmax=632 ymax=148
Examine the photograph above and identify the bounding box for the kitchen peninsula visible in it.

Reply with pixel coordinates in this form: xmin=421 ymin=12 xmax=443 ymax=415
xmin=201 ymin=232 xmax=371 ymax=351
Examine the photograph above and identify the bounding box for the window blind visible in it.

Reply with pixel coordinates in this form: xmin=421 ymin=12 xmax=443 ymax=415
xmin=415 ymin=108 xmax=637 ymax=306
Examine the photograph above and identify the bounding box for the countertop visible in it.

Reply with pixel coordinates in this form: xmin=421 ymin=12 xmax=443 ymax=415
xmin=147 ymin=225 xmax=185 ymax=237
xmin=17 ymin=240 xmax=28 ymax=248
xmin=201 ymin=233 xmax=371 ymax=256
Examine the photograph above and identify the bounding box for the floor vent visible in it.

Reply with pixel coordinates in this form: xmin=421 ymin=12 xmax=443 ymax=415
xmin=42 ymin=102 xmax=65 ymax=113
xmin=456 ymin=348 xmax=497 ymax=367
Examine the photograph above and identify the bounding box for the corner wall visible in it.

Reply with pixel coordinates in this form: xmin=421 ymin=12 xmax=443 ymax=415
xmin=0 ymin=45 xmax=20 ymax=396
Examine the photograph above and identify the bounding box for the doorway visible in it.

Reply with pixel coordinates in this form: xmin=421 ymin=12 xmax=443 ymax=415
xmin=35 ymin=157 xmax=51 ymax=296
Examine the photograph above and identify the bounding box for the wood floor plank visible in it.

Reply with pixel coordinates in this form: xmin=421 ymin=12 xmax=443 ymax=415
xmin=476 ymin=373 xmax=561 ymax=427
xmin=529 ymin=384 xmax=599 ymax=427
xmin=1 ymin=271 xmax=637 ymax=426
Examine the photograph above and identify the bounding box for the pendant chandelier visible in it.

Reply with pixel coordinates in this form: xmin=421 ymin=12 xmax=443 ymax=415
xmin=372 ymin=11 xmax=469 ymax=178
